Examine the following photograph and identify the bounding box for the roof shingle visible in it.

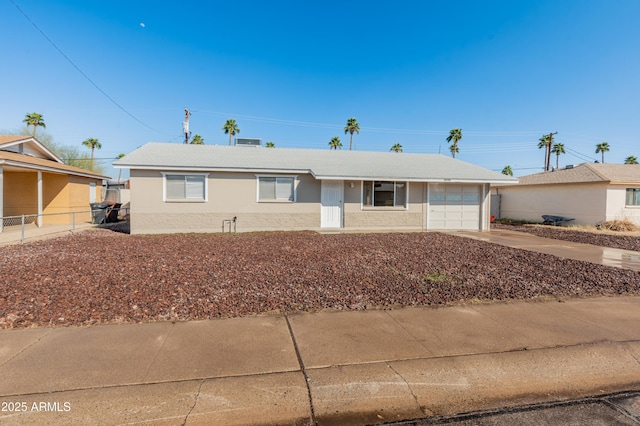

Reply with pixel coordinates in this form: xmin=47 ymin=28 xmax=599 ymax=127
xmin=517 ymin=163 xmax=640 ymax=185
xmin=115 ymin=142 xmax=516 ymax=183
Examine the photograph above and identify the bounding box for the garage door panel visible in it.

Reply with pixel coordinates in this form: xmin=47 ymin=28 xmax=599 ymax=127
xmin=445 ymin=211 xmax=463 ymax=220
xmin=430 ymin=210 xmax=446 ymax=220
xmin=429 ymin=184 xmax=481 ymax=230
xmin=462 ymin=210 xmax=479 ymax=219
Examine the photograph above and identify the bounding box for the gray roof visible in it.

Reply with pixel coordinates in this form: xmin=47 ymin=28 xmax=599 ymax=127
xmin=115 ymin=142 xmax=516 ymax=183
xmin=516 ymin=163 xmax=640 ymax=186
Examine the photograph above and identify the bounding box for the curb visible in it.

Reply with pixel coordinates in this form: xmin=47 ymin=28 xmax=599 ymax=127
xmin=1 ymin=341 xmax=639 ymax=425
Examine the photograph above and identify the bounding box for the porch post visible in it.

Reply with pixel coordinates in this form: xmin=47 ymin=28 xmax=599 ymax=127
xmin=37 ymin=170 xmax=43 ymax=227
xmin=0 ymin=165 xmax=3 ymax=233
xmin=481 ymin=183 xmax=489 ymax=231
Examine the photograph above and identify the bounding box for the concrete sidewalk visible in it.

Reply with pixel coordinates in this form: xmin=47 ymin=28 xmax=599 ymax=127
xmin=1 ymin=296 xmax=639 ymax=425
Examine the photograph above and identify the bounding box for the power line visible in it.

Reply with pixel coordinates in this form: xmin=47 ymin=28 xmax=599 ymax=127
xmin=10 ymin=0 xmax=173 ymax=137
xmin=565 ymin=147 xmax=597 ymax=162
xmin=193 ymin=109 xmax=544 ymax=137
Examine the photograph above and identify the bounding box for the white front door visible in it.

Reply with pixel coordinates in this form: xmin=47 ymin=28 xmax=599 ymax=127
xmin=321 ymin=180 xmax=343 ymax=228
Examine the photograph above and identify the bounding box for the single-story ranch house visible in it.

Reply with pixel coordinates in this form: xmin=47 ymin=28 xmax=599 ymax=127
xmin=493 ymin=162 xmax=640 ymax=226
xmin=0 ymin=135 xmax=108 ymax=228
xmin=114 ymin=143 xmax=517 ymax=234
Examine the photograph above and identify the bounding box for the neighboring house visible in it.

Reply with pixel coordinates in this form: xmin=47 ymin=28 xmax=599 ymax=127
xmin=493 ymin=162 xmax=640 ymax=226
xmin=0 ymin=135 xmax=109 ymax=228
xmin=114 ymin=143 xmax=515 ymax=234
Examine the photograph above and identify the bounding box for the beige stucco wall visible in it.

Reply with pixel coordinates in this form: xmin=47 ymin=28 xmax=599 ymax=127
xmin=130 ymin=170 xmax=321 ymax=234
xmin=130 ymin=172 xmax=436 ymax=234
xmin=343 ymin=181 xmax=424 ymax=230
xmin=606 ymin=185 xmax=640 ymax=225
xmin=497 ymin=182 xmax=608 ymax=225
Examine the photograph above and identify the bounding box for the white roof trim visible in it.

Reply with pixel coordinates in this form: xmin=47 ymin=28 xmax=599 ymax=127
xmin=0 ymin=137 xmax=65 ymax=164
xmin=115 ymin=164 xmax=311 ymax=174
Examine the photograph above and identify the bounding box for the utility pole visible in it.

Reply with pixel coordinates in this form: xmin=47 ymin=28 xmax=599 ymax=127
xmin=183 ymin=108 xmax=191 ymax=144
xmin=546 ymin=131 xmax=558 ymax=171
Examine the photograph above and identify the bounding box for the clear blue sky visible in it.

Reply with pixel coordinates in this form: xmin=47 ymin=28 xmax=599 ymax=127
xmin=2 ymin=0 xmax=639 ymax=179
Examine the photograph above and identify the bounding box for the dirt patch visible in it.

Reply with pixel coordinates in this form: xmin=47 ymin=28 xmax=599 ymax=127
xmin=492 ymin=223 xmax=640 ymax=252
xmin=1 ymin=230 xmax=639 ymax=329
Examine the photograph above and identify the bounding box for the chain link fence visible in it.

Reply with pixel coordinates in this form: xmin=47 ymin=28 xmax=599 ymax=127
xmin=1 ymin=207 xmax=129 ymax=244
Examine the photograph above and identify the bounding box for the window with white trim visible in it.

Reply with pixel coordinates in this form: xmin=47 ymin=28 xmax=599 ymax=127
xmin=362 ymin=181 xmax=407 ymax=207
xmin=257 ymin=176 xmax=295 ymax=202
xmin=626 ymin=188 xmax=640 ymax=206
xmin=163 ymin=174 xmax=207 ymax=201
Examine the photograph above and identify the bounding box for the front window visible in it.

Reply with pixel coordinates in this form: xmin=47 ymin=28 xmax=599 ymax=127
xmin=362 ymin=181 xmax=407 ymax=207
xmin=626 ymin=188 xmax=640 ymax=206
xmin=164 ymin=174 xmax=207 ymax=201
xmin=257 ymin=176 xmax=295 ymax=202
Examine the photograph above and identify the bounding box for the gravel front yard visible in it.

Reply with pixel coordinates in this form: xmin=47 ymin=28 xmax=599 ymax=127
xmin=2 ymin=228 xmax=639 ymax=329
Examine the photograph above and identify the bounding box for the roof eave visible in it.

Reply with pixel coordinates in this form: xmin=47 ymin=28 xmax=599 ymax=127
xmin=0 ymin=159 xmax=110 ymax=180
xmin=119 ymin=164 xmax=311 ymax=174
xmin=0 ymin=137 xmax=65 ymax=164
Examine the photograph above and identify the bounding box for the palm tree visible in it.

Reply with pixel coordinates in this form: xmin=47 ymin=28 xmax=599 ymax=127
xmin=625 ymin=156 xmax=639 ymax=164
xmin=344 ymin=118 xmax=360 ymax=151
xmin=265 ymin=141 xmax=275 ymax=148
xmin=190 ymin=134 xmax=204 ymax=144
xmin=538 ymin=134 xmax=552 ymax=171
xmin=328 ymin=136 xmax=342 ymax=150
xmin=596 ymin=142 xmax=610 ymax=163
xmin=23 ymin=112 xmax=46 ymax=137
xmin=390 ymin=143 xmax=403 ymax=152
xmin=446 ymin=128 xmax=462 ymax=158
xmin=551 ymin=143 xmax=565 ymax=170
xmin=501 ymin=165 xmax=513 ymax=176
xmin=82 ymin=137 xmax=101 ymax=168
xmin=222 ymin=119 xmax=240 ymax=146
xmin=115 ymin=153 xmax=125 ymax=183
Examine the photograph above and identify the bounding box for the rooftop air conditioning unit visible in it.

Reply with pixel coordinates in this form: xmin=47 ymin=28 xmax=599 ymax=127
xmin=235 ymin=138 xmax=262 ymax=147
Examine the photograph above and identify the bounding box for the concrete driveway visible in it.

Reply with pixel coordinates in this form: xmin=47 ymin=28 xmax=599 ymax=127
xmin=451 ymin=229 xmax=640 ymax=271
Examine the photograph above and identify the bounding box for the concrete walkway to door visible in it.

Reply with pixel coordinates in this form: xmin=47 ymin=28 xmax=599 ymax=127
xmin=451 ymin=229 xmax=640 ymax=272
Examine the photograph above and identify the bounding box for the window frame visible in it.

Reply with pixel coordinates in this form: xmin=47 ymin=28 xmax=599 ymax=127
xmin=255 ymin=174 xmax=297 ymax=203
xmin=361 ymin=180 xmax=408 ymax=209
xmin=162 ymin=172 xmax=208 ymax=202
xmin=626 ymin=188 xmax=640 ymax=207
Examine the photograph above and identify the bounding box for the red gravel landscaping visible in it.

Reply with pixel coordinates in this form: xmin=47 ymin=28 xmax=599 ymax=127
xmin=1 ymin=228 xmax=639 ymax=329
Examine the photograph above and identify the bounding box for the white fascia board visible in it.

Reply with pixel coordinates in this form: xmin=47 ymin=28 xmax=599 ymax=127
xmin=32 ymin=142 xmax=65 ymax=163
xmin=487 ymin=180 xmax=519 ymax=185
xmin=1 ymin=138 xmax=65 ymax=163
xmin=119 ymin=165 xmax=517 ymax=185
xmin=122 ymin=165 xmax=311 ymax=174
xmin=313 ymin=174 xmax=517 ymax=184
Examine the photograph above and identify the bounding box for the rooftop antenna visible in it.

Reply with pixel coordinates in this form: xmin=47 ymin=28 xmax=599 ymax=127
xmin=183 ymin=108 xmax=191 ymax=144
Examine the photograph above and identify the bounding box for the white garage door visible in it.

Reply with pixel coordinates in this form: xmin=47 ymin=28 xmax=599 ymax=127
xmin=429 ymin=184 xmax=481 ymax=230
